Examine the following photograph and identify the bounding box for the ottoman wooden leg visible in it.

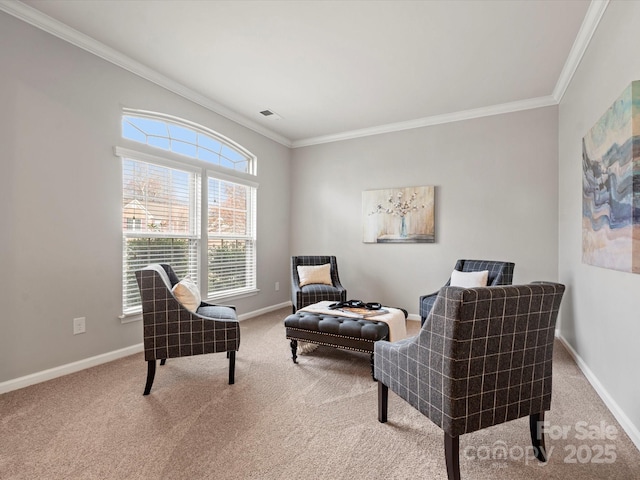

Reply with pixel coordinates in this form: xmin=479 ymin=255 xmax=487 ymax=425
xmin=290 ymin=339 xmax=298 ymax=364
xmin=370 ymin=353 xmax=376 ymax=381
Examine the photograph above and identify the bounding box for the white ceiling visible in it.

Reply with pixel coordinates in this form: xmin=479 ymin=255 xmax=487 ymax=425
xmin=5 ymin=0 xmax=603 ymax=147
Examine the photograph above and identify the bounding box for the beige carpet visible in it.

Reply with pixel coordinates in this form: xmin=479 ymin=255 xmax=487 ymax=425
xmin=1 ymin=307 xmax=639 ymax=479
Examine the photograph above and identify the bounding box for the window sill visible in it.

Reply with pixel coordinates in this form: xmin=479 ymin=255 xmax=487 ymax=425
xmin=119 ymin=312 xmax=142 ymax=324
xmin=205 ymin=288 xmax=260 ymax=304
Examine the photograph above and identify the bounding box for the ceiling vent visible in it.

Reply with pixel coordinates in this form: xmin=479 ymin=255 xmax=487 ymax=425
xmin=259 ymin=109 xmax=282 ymax=120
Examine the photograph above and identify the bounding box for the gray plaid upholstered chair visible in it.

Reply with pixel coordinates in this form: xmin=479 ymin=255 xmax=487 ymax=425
xmin=420 ymin=259 xmax=515 ymax=325
xmin=291 ymin=256 xmax=347 ymax=313
xmin=135 ymin=264 xmax=240 ymax=395
xmin=376 ymin=282 xmax=565 ymax=480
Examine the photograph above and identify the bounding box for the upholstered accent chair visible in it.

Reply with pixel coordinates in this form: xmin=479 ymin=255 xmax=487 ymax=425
xmin=135 ymin=264 xmax=240 ymax=395
xmin=375 ymin=282 xmax=564 ymax=480
xmin=420 ymin=259 xmax=515 ymax=325
xmin=291 ymin=255 xmax=347 ymax=313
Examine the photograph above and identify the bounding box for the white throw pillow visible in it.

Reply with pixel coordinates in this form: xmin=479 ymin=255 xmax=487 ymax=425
xmin=172 ymin=276 xmax=201 ymax=312
xmin=450 ymin=270 xmax=489 ymax=288
xmin=297 ymin=264 xmax=333 ymax=287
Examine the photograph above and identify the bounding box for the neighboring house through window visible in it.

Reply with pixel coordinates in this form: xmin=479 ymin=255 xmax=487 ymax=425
xmin=117 ymin=109 xmax=258 ymax=315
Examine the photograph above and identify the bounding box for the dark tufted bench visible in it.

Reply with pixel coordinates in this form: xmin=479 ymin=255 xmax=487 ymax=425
xmin=284 ymin=311 xmax=390 ymax=379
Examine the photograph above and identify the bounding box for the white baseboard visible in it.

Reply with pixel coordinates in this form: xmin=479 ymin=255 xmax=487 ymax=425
xmin=237 ymin=301 xmax=291 ymax=321
xmin=555 ymin=331 xmax=640 ymax=452
xmin=0 ymin=343 xmax=144 ymax=395
xmin=0 ymin=301 xmax=294 ymax=395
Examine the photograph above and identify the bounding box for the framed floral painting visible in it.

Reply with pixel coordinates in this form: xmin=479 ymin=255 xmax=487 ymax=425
xmin=362 ymin=186 xmax=435 ymax=243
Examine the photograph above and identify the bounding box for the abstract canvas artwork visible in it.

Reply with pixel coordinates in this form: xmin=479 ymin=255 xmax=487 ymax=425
xmin=362 ymin=186 xmax=435 ymax=243
xmin=582 ymin=81 xmax=640 ymax=273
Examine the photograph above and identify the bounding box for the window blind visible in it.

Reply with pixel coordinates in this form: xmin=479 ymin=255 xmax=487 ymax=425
xmin=122 ymin=158 xmax=200 ymax=313
xmin=207 ymin=177 xmax=257 ymax=297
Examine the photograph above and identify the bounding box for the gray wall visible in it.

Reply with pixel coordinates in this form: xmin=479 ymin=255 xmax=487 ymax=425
xmin=9 ymin=4 xmax=638 ymax=446
xmin=558 ymin=1 xmax=640 ymax=438
xmin=0 ymin=13 xmax=291 ymax=383
xmin=291 ymin=106 xmax=559 ymax=315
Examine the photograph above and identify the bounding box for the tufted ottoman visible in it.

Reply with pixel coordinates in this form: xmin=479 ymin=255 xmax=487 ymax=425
xmin=284 ymin=310 xmax=390 ymax=379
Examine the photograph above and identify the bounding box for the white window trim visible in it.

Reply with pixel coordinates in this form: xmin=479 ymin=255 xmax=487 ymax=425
xmin=116 ymin=147 xmax=258 ymax=318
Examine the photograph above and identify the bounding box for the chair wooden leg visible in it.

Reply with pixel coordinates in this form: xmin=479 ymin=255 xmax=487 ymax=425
xmin=160 ymin=358 xmax=166 ymax=366
xmin=378 ymin=381 xmax=388 ymax=423
xmin=530 ymin=411 xmax=547 ymax=462
xmin=228 ymin=350 xmax=236 ymax=385
xmin=444 ymin=433 xmax=460 ymax=480
xmin=143 ymin=360 xmax=156 ymax=395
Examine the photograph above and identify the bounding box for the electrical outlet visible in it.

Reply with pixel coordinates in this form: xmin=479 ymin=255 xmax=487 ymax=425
xmin=275 ymin=281 xmax=280 ymax=291
xmin=73 ymin=317 xmax=86 ymax=335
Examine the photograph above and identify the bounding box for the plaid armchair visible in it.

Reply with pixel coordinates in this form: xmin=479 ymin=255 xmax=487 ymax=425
xmin=291 ymin=256 xmax=347 ymax=313
xmin=376 ymin=282 xmax=565 ymax=480
xmin=135 ymin=264 xmax=240 ymax=395
xmin=420 ymin=259 xmax=515 ymax=324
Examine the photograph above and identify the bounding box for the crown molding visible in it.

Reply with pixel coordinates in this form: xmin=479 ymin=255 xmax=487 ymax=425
xmin=293 ymin=0 xmax=608 ymax=148
xmin=1 ymin=0 xmax=608 ymax=150
xmin=291 ymin=96 xmax=558 ymax=148
xmin=0 ymin=0 xmax=293 ymax=148
xmin=553 ymin=0 xmax=609 ymax=102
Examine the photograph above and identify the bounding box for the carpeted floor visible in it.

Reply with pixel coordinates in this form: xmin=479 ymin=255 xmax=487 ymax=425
xmin=1 ymin=307 xmax=639 ymax=479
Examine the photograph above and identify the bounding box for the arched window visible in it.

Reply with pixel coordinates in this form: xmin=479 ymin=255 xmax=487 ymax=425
xmin=122 ymin=111 xmax=254 ymax=174
xmin=117 ymin=109 xmax=258 ymax=315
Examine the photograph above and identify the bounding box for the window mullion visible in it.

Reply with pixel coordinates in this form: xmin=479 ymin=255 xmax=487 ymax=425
xmin=200 ymin=170 xmax=209 ymax=300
